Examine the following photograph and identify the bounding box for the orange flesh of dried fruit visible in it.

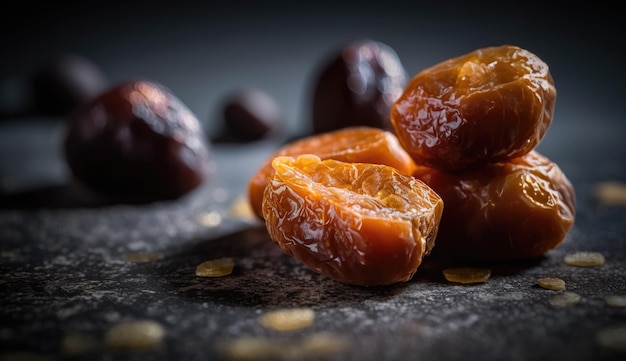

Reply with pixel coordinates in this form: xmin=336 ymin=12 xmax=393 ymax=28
xmin=262 ymin=155 xmax=443 ymax=286
xmin=248 ymin=126 xmax=417 ymax=220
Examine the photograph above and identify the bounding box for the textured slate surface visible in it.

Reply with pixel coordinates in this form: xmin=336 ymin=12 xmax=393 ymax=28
xmin=1 ymin=2 xmax=624 ymax=360
xmin=0 ymin=118 xmax=625 ymax=361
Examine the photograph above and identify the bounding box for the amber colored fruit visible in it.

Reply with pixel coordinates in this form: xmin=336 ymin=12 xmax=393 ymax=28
xmin=391 ymin=45 xmax=556 ymax=171
xmin=412 ymin=150 xmax=575 ymax=262
xmin=262 ymin=155 xmax=443 ymax=286
xmin=248 ymin=126 xmax=418 ymax=220
xmin=311 ymin=39 xmax=407 ymax=133
xmin=63 ymin=80 xmax=213 ymax=201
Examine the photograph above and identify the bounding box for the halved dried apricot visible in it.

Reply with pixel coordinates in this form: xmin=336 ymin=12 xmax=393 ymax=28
xmin=262 ymin=155 xmax=443 ymax=286
xmin=391 ymin=45 xmax=556 ymax=171
xmin=248 ymin=126 xmax=417 ymax=220
xmin=412 ymin=150 xmax=575 ymax=262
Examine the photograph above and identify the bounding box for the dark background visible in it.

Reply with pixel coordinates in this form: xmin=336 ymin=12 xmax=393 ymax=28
xmin=0 ymin=2 xmax=624 ymax=361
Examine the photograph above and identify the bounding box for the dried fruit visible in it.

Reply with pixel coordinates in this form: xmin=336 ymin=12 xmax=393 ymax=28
xmin=262 ymin=155 xmax=443 ymax=286
xmin=391 ymin=45 xmax=556 ymax=171
xmin=248 ymin=126 xmax=417 ymax=220
xmin=216 ymin=88 xmax=284 ymax=142
xmin=536 ymin=277 xmax=566 ymax=291
xmin=413 ymin=151 xmax=575 ymax=262
xmin=311 ymin=39 xmax=407 ymax=133
xmin=442 ymin=267 xmax=491 ymax=284
xmin=63 ymin=80 xmax=214 ymax=201
xmin=563 ymin=251 xmax=605 ymax=267
xmin=196 ymin=257 xmax=234 ymax=277
xmin=259 ymin=308 xmax=315 ymax=331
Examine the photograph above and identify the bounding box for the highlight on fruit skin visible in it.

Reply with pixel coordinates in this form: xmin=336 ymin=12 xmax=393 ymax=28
xmin=391 ymin=44 xmax=556 ymax=172
xmin=248 ymin=126 xmax=418 ymax=220
xmin=262 ymin=154 xmax=443 ymax=286
xmin=412 ymin=150 xmax=575 ymax=262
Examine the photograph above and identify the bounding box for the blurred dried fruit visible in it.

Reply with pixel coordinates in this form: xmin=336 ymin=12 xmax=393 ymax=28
xmin=549 ymin=292 xmax=581 ymax=307
xmin=311 ymin=39 xmax=407 ymax=133
xmin=391 ymin=45 xmax=556 ymax=171
xmin=262 ymin=155 xmax=443 ymax=286
xmin=259 ymin=308 xmax=315 ymax=331
xmin=216 ymin=88 xmax=284 ymax=142
xmin=32 ymin=53 xmax=108 ymax=116
xmin=63 ymin=80 xmax=214 ymax=201
xmin=105 ymin=320 xmax=165 ymax=352
xmin=248 ymin=126 xmax=417 ymax=220
xmin=413 ymin=151 xmax=575 ymax=262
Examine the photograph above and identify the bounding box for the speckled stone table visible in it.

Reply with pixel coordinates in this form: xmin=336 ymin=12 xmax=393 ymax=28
xmin=1 ymin=3 xmax=625 ymax=360
xmin=1 ymin=118 xmax=625 ymax=361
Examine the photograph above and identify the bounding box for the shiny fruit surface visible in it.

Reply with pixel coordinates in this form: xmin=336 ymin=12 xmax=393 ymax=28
xmin=248 ymin=126 xmax=417 ymax=219
xmin=63 ymin=80 xmax=213 ymax=201
xmin=412 ymin=151 xmax=575 ymax=261
xmin=391 ymin=45 xmax=556 ymax=171
xmin=262 ymin=155 xmax=443 ymax=286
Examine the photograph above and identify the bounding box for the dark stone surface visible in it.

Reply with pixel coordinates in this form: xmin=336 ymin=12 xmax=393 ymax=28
xmin=0 ymin=118 xmax=625 ymax=361
xmin=1 ymin=2 xmax=624 ymax=360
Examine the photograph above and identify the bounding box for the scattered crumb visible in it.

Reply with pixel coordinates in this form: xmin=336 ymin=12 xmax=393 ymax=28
xmin=196 ymin=257 xmax=234 ymax=277
xmin=549 ymin=292 xmax=581 ymax=308
xmin=595 ymin=325 xmax=626 ymax=353
xmin=563 ymin=252 xmax=605 ymax=267
xmin=218 ymin=332 xmax=351 ymax=361
xmin=122 ymin=251 xmax=165 ymax=263
xmin=104 ymin=320 xmax=165 ymax=352
xmin=536 ymin=277 xmax=566 ymax=291
xmin=442 ymin=267 xmax=491 ymax=284
xmin=605 ymin=295 xmax=626 ymax=308
xmin=197 ymin=211 xmax=223 ymax=227
xmin=229 ymin=195 xmax=257 ymax=221
xmin=259 ymin=308 xmax=315 ymax=331
xmin=591 ymin=181 xmax=626 ymax=207
xmin=61 ymin=333 xmax=98 ymax=356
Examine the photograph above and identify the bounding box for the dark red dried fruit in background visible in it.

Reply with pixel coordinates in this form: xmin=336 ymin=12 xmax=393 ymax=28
xmin=311 ymin=39 xmax=407 ymax=134
xmin=63 ymin=80 xmax=214 ymax=201
xmin=215 ymin=88 xmax=284 ymax=142
xmin=32 ymin=53 xmax=109 ymax=116
xmin=391 ymin=45 xmax=556 ymax=172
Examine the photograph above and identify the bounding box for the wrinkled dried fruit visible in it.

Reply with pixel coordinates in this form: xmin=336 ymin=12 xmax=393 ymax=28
xmin=413 ymin=151 xmax=575 ymax=262
xmin=391 ymin=45 xmax=556 ymax=171
xmin=311 ymin=39 xmax=407 ymax=133
xmin=262 ymin=155 xmax=443 ymax=286
xmin=63 ymin=80 xmax=214 ymax=201
xmin=248 ymin=126 xmax=417 ymax=220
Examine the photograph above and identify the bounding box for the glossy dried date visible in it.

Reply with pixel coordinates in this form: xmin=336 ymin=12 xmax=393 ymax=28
xmin=412 ymin=150 xmax=575 ymax=261
xmin=63 ymin=80 xmax=214 ymax=201
xmin=391 ymin=45 xmax=556 ymax=171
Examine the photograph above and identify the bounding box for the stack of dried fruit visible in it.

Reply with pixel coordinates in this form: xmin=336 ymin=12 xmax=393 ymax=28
xmin=392 ymin=45 xmax=576 ymax=262
xmin=252 ymin=43 xmax=576 ymax=285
